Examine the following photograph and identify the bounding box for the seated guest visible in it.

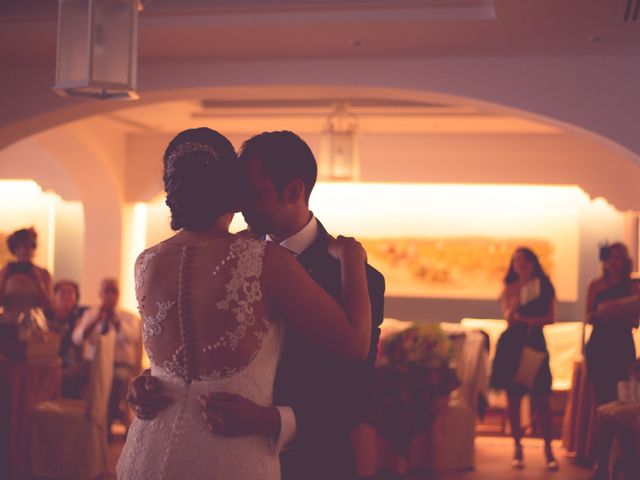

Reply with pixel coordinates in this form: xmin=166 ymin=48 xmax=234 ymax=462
xmin=72 ymin=278 xmax=141 ymax=431
xmin=0 ymin=227 xmax=52 ymax=323
xmin=590 ymin=358 xmax=640 ymax=480
xmin=49 ymin=279 xmax=87 ymax=397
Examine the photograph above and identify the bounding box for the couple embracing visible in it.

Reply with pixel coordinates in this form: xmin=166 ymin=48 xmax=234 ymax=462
xmin=117 ymin=128 xmax=385 ymax=480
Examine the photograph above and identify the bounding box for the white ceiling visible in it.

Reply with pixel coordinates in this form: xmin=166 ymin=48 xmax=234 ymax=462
xmin=0 ymin=0 xmax=637 ymax=186
xmin=1 ymin=0 xmax=638 ymax=62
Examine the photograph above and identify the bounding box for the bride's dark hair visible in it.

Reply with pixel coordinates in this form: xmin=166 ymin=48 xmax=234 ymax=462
xmin=163 ymin=127 xmax=239 ymax=231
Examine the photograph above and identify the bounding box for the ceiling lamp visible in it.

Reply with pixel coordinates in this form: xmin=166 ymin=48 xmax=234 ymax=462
xmin=54 ymin=0 xmax=142 ymax=100
xmin=319 ymin=103 xmax=360 ymax=181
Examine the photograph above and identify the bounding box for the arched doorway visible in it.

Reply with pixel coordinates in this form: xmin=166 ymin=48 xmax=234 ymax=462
xmin=0 ymin=85 xmax=637 ymax=316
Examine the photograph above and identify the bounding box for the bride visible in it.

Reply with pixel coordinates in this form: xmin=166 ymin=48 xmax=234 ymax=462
xmin=116 ymin=128 xmax=371 ymax=480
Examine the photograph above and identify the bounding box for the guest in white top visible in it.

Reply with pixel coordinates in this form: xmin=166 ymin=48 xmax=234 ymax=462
xmin=72 ymin=278 xmax=141 ymax=433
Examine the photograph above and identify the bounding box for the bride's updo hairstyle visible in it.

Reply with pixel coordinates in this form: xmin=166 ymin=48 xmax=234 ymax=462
xmin=163 ymin=128 xmax=239 ymax=231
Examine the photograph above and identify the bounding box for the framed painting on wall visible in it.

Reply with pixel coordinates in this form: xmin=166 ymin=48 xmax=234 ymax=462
xmin=361 ymin=237 xmax=554 ymax=299
xmin=310 ymin=183 xmax=582 ymax=301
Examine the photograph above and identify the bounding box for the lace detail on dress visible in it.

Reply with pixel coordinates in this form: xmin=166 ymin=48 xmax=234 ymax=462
xmin=143 ymin=300 xmax=176 ymax=343
xmin=136 ymin=250 xmax=157 ymax=313
xmin=215 ymin=239 xmax=266 ymax=351
xmin=196 ymin=317 xmax=274 ymax=382
xmin=162 ymin=345 xmax=188 ymax=379
xmin=117 ymin=417 xmax=167 ymax=480
xmin=117 ymin=237 xmax=282 ymax=480
xmin=141 ymin=238 xmax=271 ymax=382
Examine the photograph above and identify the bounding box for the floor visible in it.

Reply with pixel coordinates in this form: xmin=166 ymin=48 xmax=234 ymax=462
xmin=108 ymin=434 xmax=594 ymax=479
xmin=406 ymin=437 xmax=593 ymax=480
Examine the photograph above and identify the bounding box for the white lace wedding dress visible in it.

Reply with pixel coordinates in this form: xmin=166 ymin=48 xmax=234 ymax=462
xmin=117 ymin=237 xmax=283 ymax=480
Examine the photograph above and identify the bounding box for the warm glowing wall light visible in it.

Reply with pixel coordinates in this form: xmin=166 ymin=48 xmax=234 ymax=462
xmin=0 ymin=179 xmax=48 ymax=198
xmin=120 ymin=202 xmax=147 ymax=314
xmin=309 ymin=183 xmax=592 ymax=237
xmin=141 ymin=183 xmax=621 ymax=302
xmin=0 ymin=180 xmax=62 ymax=271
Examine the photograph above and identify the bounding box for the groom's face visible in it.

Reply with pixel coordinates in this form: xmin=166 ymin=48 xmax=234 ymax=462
xmin=241 ymin=156 xmax=285 ymax=236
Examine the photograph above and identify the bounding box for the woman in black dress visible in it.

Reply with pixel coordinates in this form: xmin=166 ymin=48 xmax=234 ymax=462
xmin=585 ymin=242 xmax=639 ymax=406
xmin=490 ymin=247 xmax=557 ymax=471
xmin=0 ymin=227 xmax=52 ymax=323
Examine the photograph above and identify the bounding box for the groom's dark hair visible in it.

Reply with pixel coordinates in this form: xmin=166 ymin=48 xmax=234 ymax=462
xmin=238 ymin=131 xmax=317 ymax=204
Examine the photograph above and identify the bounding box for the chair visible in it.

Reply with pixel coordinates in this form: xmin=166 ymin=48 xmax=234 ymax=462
xmin=30 ymin=329 xmax=116 ymax=479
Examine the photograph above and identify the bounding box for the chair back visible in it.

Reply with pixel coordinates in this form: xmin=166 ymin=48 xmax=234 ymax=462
xmin=455 ymin=330 xmax=488 ymax=410
xmin=85 ymin=328 xmax=116 ymax=426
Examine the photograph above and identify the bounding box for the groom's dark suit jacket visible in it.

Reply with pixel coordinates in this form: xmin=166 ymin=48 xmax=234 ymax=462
xmin=274 ymin=220 xmax=385 ymax=480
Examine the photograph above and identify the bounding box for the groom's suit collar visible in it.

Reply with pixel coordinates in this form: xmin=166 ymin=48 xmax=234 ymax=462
xmin=265 ymin=214 xmax=320 ymax=257
xmin=295 ymin=219 xmax=331 ymax=266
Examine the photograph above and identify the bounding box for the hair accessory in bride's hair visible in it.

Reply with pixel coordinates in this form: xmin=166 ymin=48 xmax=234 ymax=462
xmin=166 ymin=142 xmax=220 ymax=174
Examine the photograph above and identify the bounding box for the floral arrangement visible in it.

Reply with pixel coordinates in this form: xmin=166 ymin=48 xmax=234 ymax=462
xmin=370 ymin=321 xmax=459 ymax=454
xmin=377 ymin=322 xmax=454 ymax=369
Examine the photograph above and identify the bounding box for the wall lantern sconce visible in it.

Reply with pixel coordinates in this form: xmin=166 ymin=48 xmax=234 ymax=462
xmin=54 ymin=0 xmax=142 ymax=100
xmin=319 ymin=103 xmax=360 ymax=181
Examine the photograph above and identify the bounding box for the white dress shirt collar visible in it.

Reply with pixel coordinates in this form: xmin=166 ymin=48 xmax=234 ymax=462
xmin=266 ymin=214 xmax=318 ymax=256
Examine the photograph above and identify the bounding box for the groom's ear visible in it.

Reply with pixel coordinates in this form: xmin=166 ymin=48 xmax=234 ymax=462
xmin=283 ymin=179 xmax=305 ymax=204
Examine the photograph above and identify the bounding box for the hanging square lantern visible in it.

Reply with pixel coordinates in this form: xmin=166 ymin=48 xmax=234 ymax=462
xmin=54 ymin=0 xmax=140 ymax=100
xmin=319 ymin=103 xmax=360 ymax=181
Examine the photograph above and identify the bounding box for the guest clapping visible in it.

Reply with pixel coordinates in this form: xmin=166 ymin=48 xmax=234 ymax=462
xmin=72 ymin=278 xmax=141 ymax=430
xmin=0 ymin=227 xmax=52 ymax=323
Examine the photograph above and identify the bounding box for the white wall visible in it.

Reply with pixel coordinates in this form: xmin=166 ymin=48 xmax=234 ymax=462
xmin=0 ymin=182 xmax=85 ymax=296
xmin=1 ymin=55 xmax=639 ymax=172
xmin=1 ymin=52 xmax=639 ymax=310
xmin=53 ymin=201 xmax=84 ymax=288
xmin=141 ymin=183 xmax=626 ymax=323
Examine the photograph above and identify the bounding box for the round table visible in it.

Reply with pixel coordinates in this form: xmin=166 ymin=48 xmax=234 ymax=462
xmin=0 ymin=356 xmax=61 ymax=480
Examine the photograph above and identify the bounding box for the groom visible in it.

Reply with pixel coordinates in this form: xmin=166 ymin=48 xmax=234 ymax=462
xmin=128 ymin=130 xmax=385 ymax=480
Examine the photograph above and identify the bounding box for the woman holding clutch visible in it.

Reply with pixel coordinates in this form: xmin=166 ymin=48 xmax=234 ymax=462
xmin=490 ymin=247 xmax=557 ymax=471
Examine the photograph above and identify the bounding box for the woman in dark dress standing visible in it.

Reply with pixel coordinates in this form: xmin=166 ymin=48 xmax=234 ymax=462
xmin=585 ymin=242 xmax=639 ymax=406
xmin=0 ymin=227 xmax=52 ymax=323
xmin=490 ymin=247 xmax=558 ymax=471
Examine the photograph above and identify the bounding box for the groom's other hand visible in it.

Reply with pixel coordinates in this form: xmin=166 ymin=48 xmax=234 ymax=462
xmin=199 ymin=392 xmax=280 ymax=437
xmin=127 ymin=370 xmax=173 ymax=420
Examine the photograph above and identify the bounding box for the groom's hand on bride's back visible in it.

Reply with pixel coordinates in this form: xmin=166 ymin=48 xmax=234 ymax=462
xmin=127 ymin=370 xmax=173 ymax=420
xmin=198 ymin=392 xmax=280 ymax=437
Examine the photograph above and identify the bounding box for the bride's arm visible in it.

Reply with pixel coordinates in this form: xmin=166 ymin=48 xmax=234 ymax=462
xmin=263 ymin=237 xmax=372 ymax=360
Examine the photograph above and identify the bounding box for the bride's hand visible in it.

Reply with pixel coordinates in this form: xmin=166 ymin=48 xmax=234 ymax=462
xmin=327 ymin=235 xmax=367 ymax=264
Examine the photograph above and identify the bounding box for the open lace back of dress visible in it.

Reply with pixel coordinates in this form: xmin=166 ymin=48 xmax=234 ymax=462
xmin=135 ymin=237 xmax=273 ymax=383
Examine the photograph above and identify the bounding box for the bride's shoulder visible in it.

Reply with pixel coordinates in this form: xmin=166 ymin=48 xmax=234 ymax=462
xmin=133 ymin=245 xmax=162 ymax=278
xmin=228 ymin=236 xmax=271 ymax=260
